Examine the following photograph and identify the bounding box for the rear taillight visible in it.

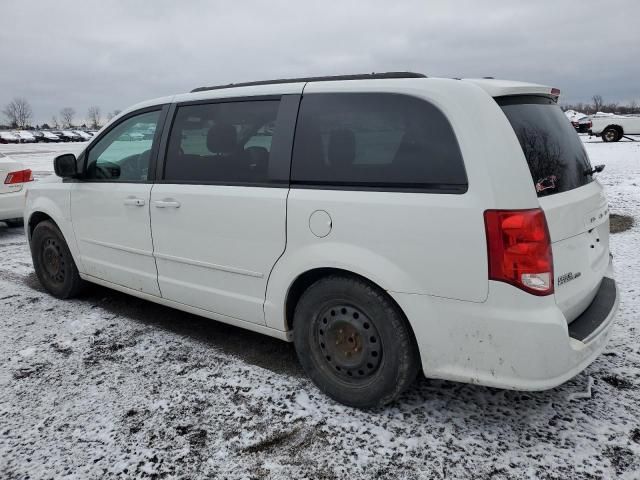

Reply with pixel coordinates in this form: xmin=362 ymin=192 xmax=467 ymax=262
xmin=4 ymin=169 xmax=33 ymax=184
xmin=484 ymin=208 xmax=554 ymax=296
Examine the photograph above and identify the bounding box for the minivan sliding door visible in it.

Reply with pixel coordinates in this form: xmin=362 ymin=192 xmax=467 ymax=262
xmin=150 ymin=94 xmax=299 ymax=325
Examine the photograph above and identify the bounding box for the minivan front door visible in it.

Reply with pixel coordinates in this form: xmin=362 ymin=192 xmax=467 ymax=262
xmin=71 ymin=108 xmax=165 ymax=295
xmin=149 ymin=96 xmax=298 ymax=324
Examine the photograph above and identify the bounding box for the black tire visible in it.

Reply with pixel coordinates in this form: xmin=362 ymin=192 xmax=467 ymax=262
xmin=293 ymin=275 xmax=419 ymax=408
xmin=31 ymin=220 xmax=84 ymax=299
xmin=4 ymin=218 xmax=24 ymax=227
xmin=602 ymin=127 xmax=621 ymax=143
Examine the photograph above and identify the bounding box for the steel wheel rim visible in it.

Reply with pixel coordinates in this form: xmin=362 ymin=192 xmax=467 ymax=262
xmin=42 ymin=237 xmax=65 ymax=284
xmin=315 ymin=304 xmax=382 ymax=381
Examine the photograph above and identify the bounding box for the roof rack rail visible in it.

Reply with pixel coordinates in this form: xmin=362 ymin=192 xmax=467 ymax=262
xmin=190 ymin=72 xmax=427 ymax=93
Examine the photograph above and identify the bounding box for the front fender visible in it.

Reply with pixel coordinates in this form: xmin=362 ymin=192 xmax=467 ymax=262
xmin=26 ymin=183 xmax=84 ymax=273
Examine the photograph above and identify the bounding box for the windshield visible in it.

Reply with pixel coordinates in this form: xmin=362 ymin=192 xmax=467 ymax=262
xmin=497 ymin=95 xmax=593 ymax=197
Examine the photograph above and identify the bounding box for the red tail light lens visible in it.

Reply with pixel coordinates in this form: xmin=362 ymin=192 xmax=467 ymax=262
xmin=484 ymin=209 xmax=554 ymax=296
xmin=4 ymin=169 xmax=33 ymax=184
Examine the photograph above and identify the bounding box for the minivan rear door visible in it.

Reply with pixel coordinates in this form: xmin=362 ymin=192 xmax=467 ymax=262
xmin=498 ymin=96 xmax=610 ymax=322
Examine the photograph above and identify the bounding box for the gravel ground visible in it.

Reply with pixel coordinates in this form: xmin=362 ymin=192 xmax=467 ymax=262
xmin=0 ymin=138 xmax=639 ymax=479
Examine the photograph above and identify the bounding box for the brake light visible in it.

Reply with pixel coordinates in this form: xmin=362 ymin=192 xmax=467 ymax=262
xmin=484 ymin=209 xmax=554 ymax=296
xmin=4 ymin=169 xmax=33 ymax=184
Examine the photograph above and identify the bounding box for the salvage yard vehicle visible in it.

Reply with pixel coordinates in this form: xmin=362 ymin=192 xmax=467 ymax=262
xmin=0 ymin=152 xmax=32 ymax=226
xmin=39 ymin=131 xmax=61 ymax=143
xmin=589 ymin=113 xmax=640 ymax=142
xmin=24 ymin=73 xmax=619 ymax=408
xmin=16 ymin=130 xmax=37 ymax=143
xmin=73 ymin=130 xmax=93 ymax=141
xmin=0 ymin=131 xmax=20 ymax=144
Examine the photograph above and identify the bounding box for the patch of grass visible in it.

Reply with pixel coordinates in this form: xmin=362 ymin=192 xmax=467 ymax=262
xmin=610 ymin=214 xmax=634 ymax=234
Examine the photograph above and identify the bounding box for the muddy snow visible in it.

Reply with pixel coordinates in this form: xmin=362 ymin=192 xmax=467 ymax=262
xmin=1 ymin=138 xmax=639 ymax=479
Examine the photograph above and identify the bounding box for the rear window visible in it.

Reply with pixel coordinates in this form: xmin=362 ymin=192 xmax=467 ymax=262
xmin=497 ymin=96 xmax=593 ymax=197
xmin=291 ymin=93 xmax=467 ymax=192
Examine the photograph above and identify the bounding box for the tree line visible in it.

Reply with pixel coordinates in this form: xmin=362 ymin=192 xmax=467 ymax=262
xmin=1 ymin=97 xmax=121 ymax=130
xmin=561 ymin=95 xmax=640 ymax=115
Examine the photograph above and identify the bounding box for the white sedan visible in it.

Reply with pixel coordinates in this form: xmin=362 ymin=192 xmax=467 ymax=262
xmin=0 ymin=152 xmax=32 ymax=226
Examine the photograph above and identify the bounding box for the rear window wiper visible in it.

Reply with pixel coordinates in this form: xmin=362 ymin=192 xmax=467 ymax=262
xmin=585 ymin=164 xmax=605 ymax=176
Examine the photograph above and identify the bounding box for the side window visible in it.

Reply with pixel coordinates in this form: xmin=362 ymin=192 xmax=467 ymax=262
xmin=86 ymin=110 xmax=160 ymax=181
xmin=164 ymin=100 xmax=280 ymax=184
xmin=291 ymin=93 xmax=467 ymax=191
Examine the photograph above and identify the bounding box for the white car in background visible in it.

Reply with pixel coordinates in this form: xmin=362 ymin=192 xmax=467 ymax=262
xmin=16 ymin=131 xmax=37 ymax=143
xmin=0 ymin=152 xmax=32 ymax=227
xmin=589 ymin=114 xmax=640 ymax=142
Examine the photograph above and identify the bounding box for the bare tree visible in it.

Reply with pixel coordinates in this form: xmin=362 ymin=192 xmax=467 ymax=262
xmin=106 ymin=109 xmax=122 ymax=123
xmin=629 ymin=100 xmax=638 ymax=115
xmin=60 ymin=107 xmax=76 ymax=128
xmin=591 ymin=95 xmax=603 ymax=113
xmin=87 ymin=106 xmax=101 ymax=129
xmin=51 ymin=116 xmax=59 ymax=129
xmin=2 ymin=97 xmax=33 ymax=127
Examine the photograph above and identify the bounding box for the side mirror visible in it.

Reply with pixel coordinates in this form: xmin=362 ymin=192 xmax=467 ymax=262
xmin=54 ymin=154 xmax=78 ymax=178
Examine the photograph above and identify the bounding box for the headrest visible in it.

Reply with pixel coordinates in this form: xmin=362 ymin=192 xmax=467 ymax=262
xmin=207 ymin=123 xmax=237 ymax=154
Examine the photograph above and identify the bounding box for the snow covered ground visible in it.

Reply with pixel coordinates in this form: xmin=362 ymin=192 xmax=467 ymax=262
xmin=0 ymin=138 xmax=639 ymax=479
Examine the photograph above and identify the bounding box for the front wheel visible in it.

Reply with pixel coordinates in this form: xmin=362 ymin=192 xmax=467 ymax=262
xmin=31 ymin=220 xmax=84 ymax=298
xmin=293 ymin=275 xmax=419 ymax=408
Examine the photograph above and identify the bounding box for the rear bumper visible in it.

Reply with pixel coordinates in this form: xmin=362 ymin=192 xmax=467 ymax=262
xmin=391 ymin=259 xmax=618 ymax=391
xmin=0 ymin=190 xmax=25 ymax=221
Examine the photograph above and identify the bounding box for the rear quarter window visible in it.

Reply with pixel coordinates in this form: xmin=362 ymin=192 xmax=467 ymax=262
xmin=497 ymin=96 xmax=593 ymax=197
xmin=291 ymin=93 xmax=467 ymax=192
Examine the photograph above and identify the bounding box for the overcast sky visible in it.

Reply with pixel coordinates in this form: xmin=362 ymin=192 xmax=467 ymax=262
xmin=1 ymin=0 xmax=639 ymax=125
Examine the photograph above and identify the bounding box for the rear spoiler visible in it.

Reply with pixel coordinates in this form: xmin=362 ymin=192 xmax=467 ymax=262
xmin=463 ymin=78 xmax=560 ymax=102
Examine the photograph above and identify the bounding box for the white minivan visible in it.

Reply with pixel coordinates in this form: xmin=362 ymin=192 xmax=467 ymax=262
xmin=24 ymin=73 xmax=618 ymax=407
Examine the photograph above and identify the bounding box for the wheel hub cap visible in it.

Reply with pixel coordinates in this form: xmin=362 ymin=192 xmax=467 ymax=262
xmin=316 ymin=305 xmax=382 ymax=380
xmin=42 ymin=238 xmax=65 ymax=283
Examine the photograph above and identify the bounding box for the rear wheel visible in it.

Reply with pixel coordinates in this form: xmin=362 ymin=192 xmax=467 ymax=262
xmin=602 ymin=127 xmax=621 ymax=142
xmin=31 ymin=220 xmax=84 ymax=298
xmin=293 ymin=275 xmax=419 ymax=408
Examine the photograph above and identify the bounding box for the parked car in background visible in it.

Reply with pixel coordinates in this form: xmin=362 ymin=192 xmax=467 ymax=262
xmin=16 ymin=131 xmax=37 ymax=143
xmin=53 ymin=131 xmax=79 ymax=142
xmin=31 ymin=131 xmax=45 ymax=142
xmin=574 ymin=116 xmax=592 ymax=133
xmin=26 ymin=73 xmax=618 ymax=408
xmin=589 ymin=114 xmax=640 ymax=142
xmin=0 ymin=132 xmax=20 ymax=144
xmin=0 ymin=152 xmax=32 ymax=227
xmin=40 ymin=131 xmax=61 ymax=143
xmin=73 ymin=130 xmax=93 ymax=141
xmin=66 ymin=130 xmax=83 ymax=142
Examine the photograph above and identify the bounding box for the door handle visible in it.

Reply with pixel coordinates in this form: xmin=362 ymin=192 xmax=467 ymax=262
xmin=153 ymin=199 xmax=181 ymax=209
xmin=124 ymin=197 xmax=145 ymax=207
